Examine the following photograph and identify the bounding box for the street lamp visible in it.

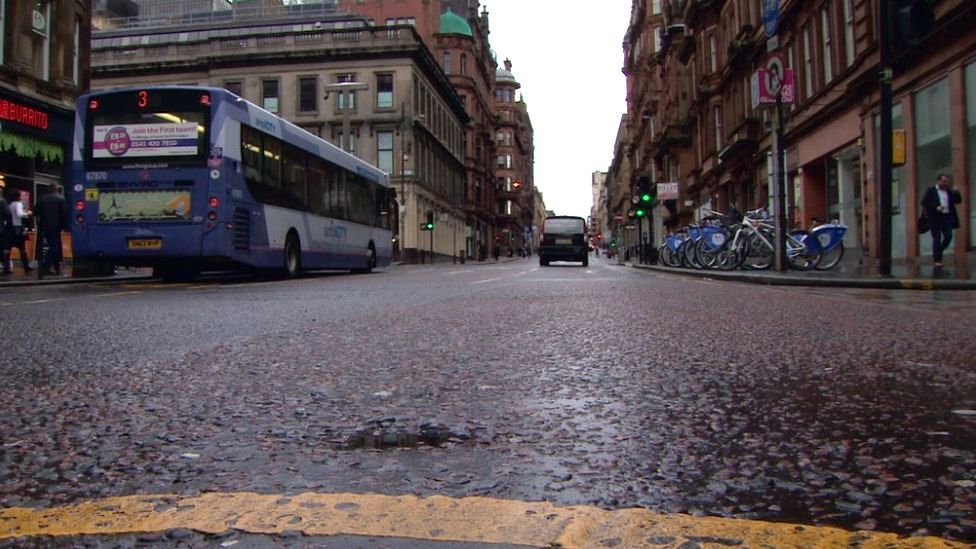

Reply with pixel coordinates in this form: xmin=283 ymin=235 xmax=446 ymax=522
xmin=324 ymin=81 xmax=369 ymax=153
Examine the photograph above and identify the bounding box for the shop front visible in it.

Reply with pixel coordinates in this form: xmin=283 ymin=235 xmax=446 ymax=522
xmin=0 ymin=88 xmax=75 ymax=262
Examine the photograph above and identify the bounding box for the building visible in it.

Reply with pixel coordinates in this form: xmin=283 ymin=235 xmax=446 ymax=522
xmin=620 ymin=0 xmax=976 ymax=266
xmin=590 ymin=170 xmax=608 ymax=243
xmin=91 ymin=4 xmax=470 ymax=263
xmin=1 ymin=0 xmax=91 ymax=216
xmin=493 ymin=58 xmax=534 ymax=256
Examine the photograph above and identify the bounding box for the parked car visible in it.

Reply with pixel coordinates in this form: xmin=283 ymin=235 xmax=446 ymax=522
xmin=539 ymin=216 xmax=588 ymax=267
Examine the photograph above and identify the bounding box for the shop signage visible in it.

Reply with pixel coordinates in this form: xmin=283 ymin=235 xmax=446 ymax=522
xmin=0 ymin=98 xmax=50 ymax=131
xmin=657 ymin=182 xmax=679 ymax=200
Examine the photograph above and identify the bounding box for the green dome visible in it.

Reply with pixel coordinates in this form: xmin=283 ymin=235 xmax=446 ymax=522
xmin=439 ymin=8 xmax=473 ymax=37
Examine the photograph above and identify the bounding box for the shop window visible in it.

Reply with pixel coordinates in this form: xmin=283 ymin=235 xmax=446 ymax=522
xmin=966 ymin=63 xmax=976 ymax=246
xmin=914 ymin=78 xmax=952 ymax=254
xmin=32 ymin=1 xmax=52 ymax=81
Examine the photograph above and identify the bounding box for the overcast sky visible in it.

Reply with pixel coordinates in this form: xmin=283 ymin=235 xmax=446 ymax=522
xmin=483 ymin=1 xmax=632 ymax=219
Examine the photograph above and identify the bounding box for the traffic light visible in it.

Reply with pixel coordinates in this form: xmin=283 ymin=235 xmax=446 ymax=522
xmin=422 ymin=211 xmax=435 ymax=231
xmin=637 ymin=175 xmax=655 ymax=206
xmin=891 ymin=0 xmax=935 ymax=49
xmin=635 ymin=207 xmax=646 ymax=218
xmin=513 ymin=179 xmax=522 ymax=189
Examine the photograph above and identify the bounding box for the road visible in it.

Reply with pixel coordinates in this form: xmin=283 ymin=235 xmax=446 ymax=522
xmin=1 ymin=256 xmax=975 ymax=546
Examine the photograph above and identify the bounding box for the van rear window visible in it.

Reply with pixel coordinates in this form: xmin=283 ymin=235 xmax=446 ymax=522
xmin=544 ymin=218 xmax=585 ymax=234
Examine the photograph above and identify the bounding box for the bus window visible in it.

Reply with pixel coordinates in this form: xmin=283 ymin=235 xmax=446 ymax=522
xmin=307 ymin=156 xmax=327 ymax=217
xmin=262 ymin=137 xmax=282 ymax=191
xmin=242 ymin=126 xmax=263 ymax=187
xmin=282 ymin=144 xmax=307 ymax=211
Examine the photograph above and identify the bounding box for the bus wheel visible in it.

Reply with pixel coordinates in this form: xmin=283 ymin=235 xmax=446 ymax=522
xmin=284 ymin=234 xmax=302 ymax=277
xmin=353 ymin=243 xmax=375 ymax=274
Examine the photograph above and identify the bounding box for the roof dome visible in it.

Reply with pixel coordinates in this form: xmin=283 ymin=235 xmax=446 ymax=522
xmin=439 ymin=8 xmax=473 ymax=37
xmin=496 ymin=58 xmax=518 ymax=84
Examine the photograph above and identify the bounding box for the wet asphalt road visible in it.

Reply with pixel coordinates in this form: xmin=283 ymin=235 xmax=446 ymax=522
xmin=1 ymin=256 xmax=975 ymax=543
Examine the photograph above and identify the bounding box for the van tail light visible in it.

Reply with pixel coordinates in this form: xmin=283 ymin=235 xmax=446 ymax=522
xmin=209 ymin=196 xmax=219 ymax=208
xmin=75 ymin=200 xmax=85 ymax=211
xmin=207 ymin=211 xmax=217 ymax=221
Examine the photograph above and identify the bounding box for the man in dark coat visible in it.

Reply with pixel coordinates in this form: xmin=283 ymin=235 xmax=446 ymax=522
xmin=34 ymin=184 xmax=71 ymax=275
xmin=920 ymin=173 xmax=962 ymax=268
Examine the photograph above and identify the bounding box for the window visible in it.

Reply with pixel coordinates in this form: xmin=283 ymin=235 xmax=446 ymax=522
xmin=376 ymin=74 xmax=394 ymax=109
xmin=709 ymin=33 xmax=718 ymax=73
xmin=843 ymin=0 xmax=855 ymax=68
xmin=460 ymin=54 xmax=467 ymax=76
xmin=653 ymin=0 xmax=662 ymax=15
xmin=821 ymin=7 xmax=833 ymax=84
xmin=803 ymin=25 xmax=814 ymax=99
xmin=653 ymin=27 xmax=662 ymax=52
xmin=968 ymin=63 xmax=976 ymax=245
xmin=914 ymin=78 xmax=952 ymax=253
xmin=262 ymin=79 xmax=279 ymax=113
xmin=377 ymin=131 xmax=394 ymax=173
xmin=32 ymin=1 xmax=52 ymax=81
xmin=336 ymin=74 xmax=356 ymax=110
xmin=71 ymin=16 xmax=80 ymax=84
xmin=443 ymin=52 xmax=452 ymax=74
xmin=714 ymin=105 xmax=723 ymax=150
xmin=0 ymin=0 xmax=5 ymax=63
xmin=224 ymin=80 xmax=243 ymax=97
xmin=298 ymin=76 xmax=317 ymax=113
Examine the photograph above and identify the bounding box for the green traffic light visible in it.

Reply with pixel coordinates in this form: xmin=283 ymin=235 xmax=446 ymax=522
xmin=636 ymin=208 xmax=645 ymax=217
xmin=426 ymin=223 xmax=434 ymax=230
xmin=641 ymin=193 xmax=651 ymax=202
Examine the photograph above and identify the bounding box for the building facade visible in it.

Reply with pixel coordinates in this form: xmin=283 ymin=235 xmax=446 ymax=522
xmin=493 ymin=59 xmax=534 ymax=256
xmin=1 ymin=0 xmax=90 ymax=220
xmin=619 ymin=0 xmax=976 ymax=266
xmin=92 ymin=6 xmax=470 ymax=263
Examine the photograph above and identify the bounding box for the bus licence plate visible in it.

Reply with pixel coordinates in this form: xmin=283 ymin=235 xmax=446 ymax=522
xmin=556 ymin=238 xmax=572 ymax=245
xmin=128 ymin=238 xmax=162 ymax=250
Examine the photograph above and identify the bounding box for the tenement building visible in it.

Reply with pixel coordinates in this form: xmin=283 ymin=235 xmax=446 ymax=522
xmin=0 ymin=0 xmax=90 ymax=221
xmin=493 ymin=59 xmax=535 ymax=256
xmin=92 ymin=3 xmax=469 ymax=263
xmin=622 ymin=0 xmax=976 ymax=265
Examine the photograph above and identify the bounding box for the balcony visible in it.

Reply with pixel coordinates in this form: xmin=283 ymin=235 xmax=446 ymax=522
xmin=717 ymin=117 xmax=760 ymax=166
xmin=652 ymin=116 xmax=693 ymax=156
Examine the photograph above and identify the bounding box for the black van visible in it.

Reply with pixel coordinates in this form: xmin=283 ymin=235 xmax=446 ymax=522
xmin=538 ymin=216 xmax=588 ymax=267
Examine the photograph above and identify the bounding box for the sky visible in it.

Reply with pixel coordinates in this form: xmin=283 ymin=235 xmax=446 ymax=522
xmin=483 ymin=1 xmax=632 ymax=219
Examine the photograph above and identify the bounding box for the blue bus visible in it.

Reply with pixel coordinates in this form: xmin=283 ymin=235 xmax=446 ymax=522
xmin=70 ymin=86 xmax=394 ymax=279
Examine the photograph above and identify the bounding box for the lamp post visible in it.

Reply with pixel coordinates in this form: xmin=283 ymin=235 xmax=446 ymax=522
xmin=324 ymin=81 xmax=369 ymax=153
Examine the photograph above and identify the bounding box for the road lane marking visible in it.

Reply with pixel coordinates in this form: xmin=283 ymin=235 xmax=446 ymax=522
xmin=445 ymin=270 xmax=475 ymax=275
xmin=0 ymin=492 xmax=964 ymax=548
xmin=470 ymin=277 xmax=505 ymax=285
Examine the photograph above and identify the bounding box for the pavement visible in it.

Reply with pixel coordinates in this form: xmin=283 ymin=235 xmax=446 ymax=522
xmin=629 ymin=252 xmax=976 ymax=290
xmin=2 ymin=253 xmax=975 ymax=289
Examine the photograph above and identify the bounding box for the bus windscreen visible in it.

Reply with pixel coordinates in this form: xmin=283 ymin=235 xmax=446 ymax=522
xmin=85 ymin=89 xmax=210 ymax=167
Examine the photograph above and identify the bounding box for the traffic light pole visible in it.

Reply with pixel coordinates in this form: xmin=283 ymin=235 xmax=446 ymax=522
xmin=638 ymin=218 xmax=644 ymax=264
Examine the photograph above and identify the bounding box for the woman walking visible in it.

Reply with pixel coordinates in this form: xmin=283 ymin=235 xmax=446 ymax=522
xmin=5 ymin=188 xmax=33 ymax=273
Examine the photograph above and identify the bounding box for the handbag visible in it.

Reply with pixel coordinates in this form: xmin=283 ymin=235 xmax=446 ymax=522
xmin=917 ymin=212 xmax=931 ymax=234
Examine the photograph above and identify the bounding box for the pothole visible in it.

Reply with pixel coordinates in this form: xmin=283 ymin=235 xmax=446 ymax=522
xmin=344 ymin=418 xmax=474 ymax=449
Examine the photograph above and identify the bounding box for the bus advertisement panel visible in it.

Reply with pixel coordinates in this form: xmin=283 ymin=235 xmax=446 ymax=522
xmin=71 ymin=86 xmax=393 ymax=280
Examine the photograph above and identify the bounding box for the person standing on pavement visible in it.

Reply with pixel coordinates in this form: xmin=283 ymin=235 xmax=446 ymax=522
xmin=921 ymin=173 xmax=962 ymax=268
xmin=0 ymin=181 xmax=11 ymax=275
xmin=35 ymin=184 xmax=70 ymax=275
xmin=5 ymin=187 xmax=32 ymax=273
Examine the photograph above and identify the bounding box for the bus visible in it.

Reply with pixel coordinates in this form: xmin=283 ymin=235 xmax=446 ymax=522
xmin=70 ymin=86 xmax=394 ymax=280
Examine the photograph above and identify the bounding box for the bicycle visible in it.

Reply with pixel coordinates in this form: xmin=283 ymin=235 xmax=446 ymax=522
xmin=731 ymin=209 xmax=822 ymax=270
xmin=800 ymin=217 xmax=848 ymax=270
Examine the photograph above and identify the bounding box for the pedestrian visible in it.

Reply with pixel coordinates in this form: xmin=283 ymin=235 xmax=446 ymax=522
xmin=35 ymin=184 xmax=70 ymax=275
xmin=920 ymin=172 xmax=962 ymax=268
xmin=5 ymin=187 xmax=32 ymax=273
xmin=0 ymin=181 xmax=11 ymax=275
xmin=493 ymin=242 xmax=500 ymax=261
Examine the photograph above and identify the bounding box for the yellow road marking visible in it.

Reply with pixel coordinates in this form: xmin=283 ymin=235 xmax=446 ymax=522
xmin=0 ymin=492 xmax=965 ymax=548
